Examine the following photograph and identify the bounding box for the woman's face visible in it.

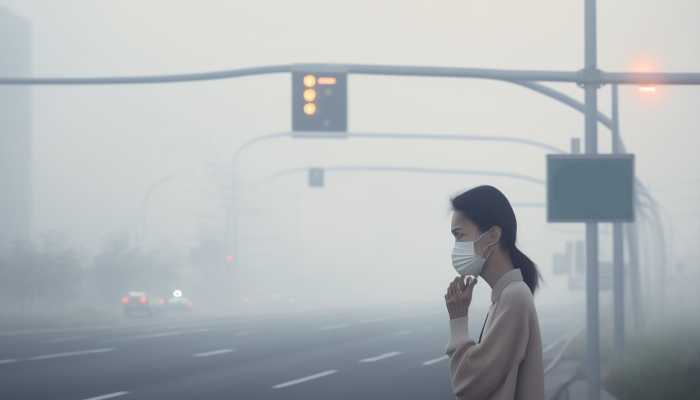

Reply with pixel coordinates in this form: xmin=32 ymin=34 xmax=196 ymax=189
xmin=451 ymin=211 xmax=496 ymax=257
xmin=451 ymin=211 xmax=480 ymax=243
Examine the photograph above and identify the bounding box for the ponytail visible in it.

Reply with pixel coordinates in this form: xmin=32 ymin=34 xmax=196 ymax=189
xmin=511 ymin=246 xmax=541 ymax=294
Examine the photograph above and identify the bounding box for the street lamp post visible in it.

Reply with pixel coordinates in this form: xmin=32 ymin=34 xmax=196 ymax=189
xmin=611 ymin=84 xmax=626 ymax=358
xmin=584 ymin=1 xmax=601 ymax=398
xmin=140 ymin=173 xmax=180 ymax=245
xmin=228 ymin=133 xmax=290 ymax=267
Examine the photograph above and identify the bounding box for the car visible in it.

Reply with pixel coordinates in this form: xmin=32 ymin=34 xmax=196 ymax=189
xmin=165 ymin=289 xmax=193 ymax=313
xmin=121 ymin=291 xmax=153 ymax=317
xmin=166 ymin=296 xmax=193 ymax=313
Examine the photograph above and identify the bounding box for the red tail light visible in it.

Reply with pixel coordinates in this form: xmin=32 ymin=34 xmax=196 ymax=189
xmin=139 ymin=296 xmax=148 ymax=304
xmin=121 ymin=296 xmax=129 ymax=304
xmin=157 ymin=298 xmax=165 ymax=305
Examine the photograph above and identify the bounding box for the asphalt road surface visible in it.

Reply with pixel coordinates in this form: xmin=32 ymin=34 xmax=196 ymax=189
xmin=0 ymin=305 xmax=575 ymax=400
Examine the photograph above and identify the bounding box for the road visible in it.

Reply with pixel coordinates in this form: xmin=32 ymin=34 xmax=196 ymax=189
xmin=0 ymin=305 xmax=576 ymax=400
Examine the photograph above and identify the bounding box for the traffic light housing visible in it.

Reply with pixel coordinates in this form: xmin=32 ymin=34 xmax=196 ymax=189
xmin=308 ymin=168 xmax=325 ymax=188
xmin=292 ymin=71 xmax=347 ymax=133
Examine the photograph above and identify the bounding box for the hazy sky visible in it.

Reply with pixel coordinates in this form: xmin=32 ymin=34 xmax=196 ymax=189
xmin=2 ymin=1 xmax=699 ymax=307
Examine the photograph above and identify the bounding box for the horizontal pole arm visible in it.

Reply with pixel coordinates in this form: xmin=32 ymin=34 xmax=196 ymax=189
xmin=0 ymin=65 xmax=292 ymax=85
xmin=3 ymin=63 xmax=699 ymax=87
xmin=340 ymin=64 xmax=578 ymax=83
xmin=261 ymin=165 xmax=546 ymax=186
xmin=0 ymin=63 xmax=579 ymax=85
xmin=600 ymin=71 xmax=700 ymax=85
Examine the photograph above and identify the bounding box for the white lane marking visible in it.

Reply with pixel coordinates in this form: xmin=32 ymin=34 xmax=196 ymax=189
xmin=272 ymin=370 xmax=339 ymax=389
xmin=0 ymin=359 xmax=18 ymax=365
xmin=358 ymin=317 xmax=391 ymax=324
xmin=0 ymin=325 xmax=115 ymax=337
xmin=82 ymin=391 xmax=130 ymax=400
xmin=27 ymin=348 xmax=115 ymax=361
xmin=422 ymin=355 xmax=449 ymax=366
xmin=44 ymin=335 xmax=89 ymax=343
xmin=319 ymin=323 xmax=351 ymax=331
xmin=115 ymin=328 xmax=209 ymax=341
xmin=0 ymin=315 xmax=245 ymax=337
xmin=235 ymin=331 xmax=251 ymax=337
xmin=359 ymin=351 xmax=403 ymax=363
xmin=396 ymin=330 xmax=412 ymax=335
xmin=131 ymin=331 xmax=189 ymax=339
xmin=194 ymin=349 xmax=235 ymax=357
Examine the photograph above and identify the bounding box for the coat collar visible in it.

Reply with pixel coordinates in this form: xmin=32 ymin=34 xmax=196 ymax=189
xmin=491 ymin=268 xmax=524 ymax=304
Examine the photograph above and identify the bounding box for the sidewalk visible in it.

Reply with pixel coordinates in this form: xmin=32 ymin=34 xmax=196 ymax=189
xmin=545 ymin=360 xmax=618 ymax=400
xmin=566 ymin=380 xmax=618 ymax=400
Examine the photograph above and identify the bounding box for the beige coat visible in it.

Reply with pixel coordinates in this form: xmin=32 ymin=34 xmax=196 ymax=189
xmin=445 ymin=268 xmax=544 ymax=400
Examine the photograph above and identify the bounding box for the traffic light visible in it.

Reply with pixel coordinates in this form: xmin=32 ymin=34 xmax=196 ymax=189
xmin=292 ymin=71 xmax=347 ymax=133
xmin=308 ymin=168 xmax=324 ymax=188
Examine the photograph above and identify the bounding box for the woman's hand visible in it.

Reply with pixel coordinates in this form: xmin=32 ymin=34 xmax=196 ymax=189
xmin=445 ymin=276 xmax=478 ymax=320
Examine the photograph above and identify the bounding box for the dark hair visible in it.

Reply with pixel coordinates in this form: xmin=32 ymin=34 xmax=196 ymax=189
xmin=451 ymin=185 xmax=541 ymax=294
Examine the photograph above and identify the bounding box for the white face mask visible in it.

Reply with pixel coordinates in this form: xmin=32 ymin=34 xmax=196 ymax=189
xmin=452 ymin=232 xmax=492 ymax=277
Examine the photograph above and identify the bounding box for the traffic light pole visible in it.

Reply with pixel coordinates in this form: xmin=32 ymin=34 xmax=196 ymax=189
xmin=584 ymin=1 xmax=601 ymax=398
xmin=228 ymin=132 xmax=289 ymax=266
xmin=611 ymin=84 xmax=625 ymax=358
xmin=140 ymin=172 xmax=180 ymax=245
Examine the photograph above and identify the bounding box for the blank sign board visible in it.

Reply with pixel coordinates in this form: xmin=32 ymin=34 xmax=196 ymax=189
xmin=547 ymin=155 xmax=635 ymax=222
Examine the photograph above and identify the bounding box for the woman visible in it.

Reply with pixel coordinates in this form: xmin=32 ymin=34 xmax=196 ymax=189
xmin=444 ymin=185 xmax=544 ymax=400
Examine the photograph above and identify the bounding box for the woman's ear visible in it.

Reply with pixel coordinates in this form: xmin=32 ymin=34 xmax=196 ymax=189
xmin=479 ymin=226 xmax=502 ymax=258
xmin=489 ymin=226 xmax=503 ymax=245
xmin=487 ymin=227 xmax=503 ymax=258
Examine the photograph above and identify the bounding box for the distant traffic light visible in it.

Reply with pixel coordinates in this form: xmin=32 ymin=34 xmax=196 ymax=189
xmin=292 ymin=71 xmax=347 ymax=133
xmin=308 ymin=168 xmax=325 ymax=188
xmin=225 ymin=255 xmax=234 ymax=264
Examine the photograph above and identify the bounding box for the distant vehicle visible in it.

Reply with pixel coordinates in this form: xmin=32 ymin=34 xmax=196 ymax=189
xmin=121 ymin=291 xmax=154 ymax=317
xmin=165 ymin=289 xmax=193 ymax=313
xmin=167 ymin=296 xmax=193 ymax=313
